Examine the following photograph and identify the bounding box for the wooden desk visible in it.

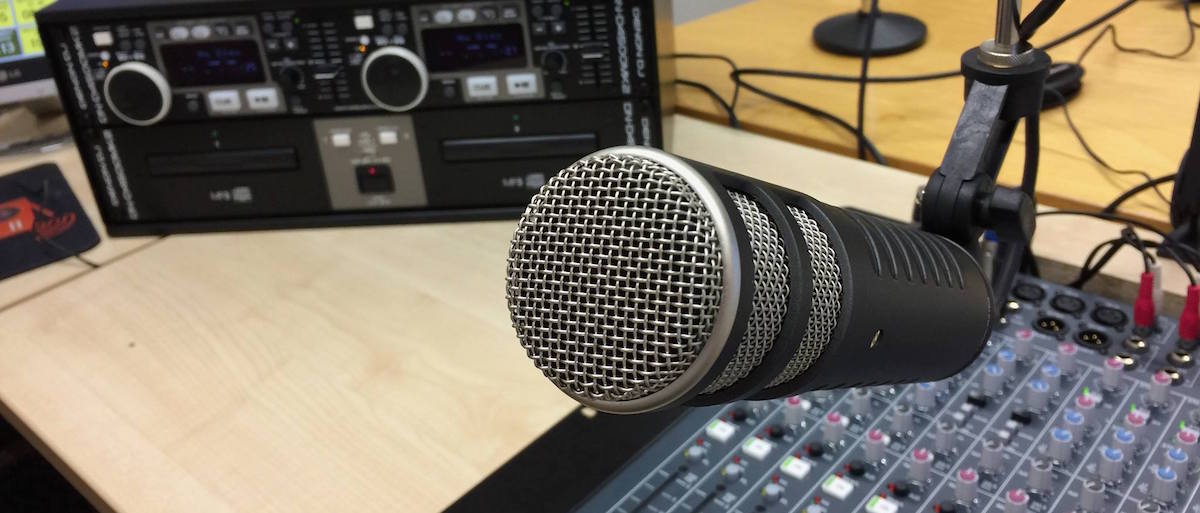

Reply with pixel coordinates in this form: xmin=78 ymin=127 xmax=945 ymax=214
xmin=673 ymin=0 xmax=1200 ymax=228
xmin=0 ymin=145 xmax=157 ymax=310
xmin=0 ymin=116 xmax=1188 ymax=513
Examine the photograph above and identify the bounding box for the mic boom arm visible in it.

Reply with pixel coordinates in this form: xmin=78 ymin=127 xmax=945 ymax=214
xmin=918 ymin=0 xmax=1049 ymax=304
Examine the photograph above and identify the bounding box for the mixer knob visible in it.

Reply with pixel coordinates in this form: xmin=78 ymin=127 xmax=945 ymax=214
xmin=935 ymin=420 xmax=957 ymax=455
xmin=684 ymin=445 xmax=707 ymax=461
xmin=1048 ymin=427 xmax=1074 ymax=464
xmin=851 ymin=388 xmax=873 ymax=417
xmin=810 ymin=390 xmax=834 ymax=404
xmin=540 ymin=50 xmax=567 ymax=73
xmin=983 ymin=363 xmax=1006 ymax=397
xmin=915 ymin=382 xmax=937 ymax=411
xmin=783 ymin=395 xmax=811 ymax=426
xmin=1102 ymin=356 xmax=1125 ymax=390
xmin=1062 ymin=409 xmax=1086 ymax=440
xmin=1124 ymin=409 xmax=1150 ymax=441
xmin=1113 ymin=428 xmax=1138 ymax=455
xmin=997 ymin=348 xmax=1017 ymax=375
xmin=722 ymin=463 xmax=743 ymax=482
xmin=823 ymin=411 xmax=848 ymax=445
xmin=103 ymin=62 xmax=172 ymax=126
xmin=1003 ymin=489 xmax=1030 ymax=513
xmin=361 ymin=46 xmax=429 ymax=112
xmin=278 ymin=65 xmax=305 ymax=90
xmin=908 ymin=447 xmax=934 ymax=483
xmin=954 ymin=468 xmax=979 ymax=504
xmin=1177 ymin=427 xmax=1198 ymax=460
xmin=1074 ymin=393 xmax=1100 ymax=428
xmin=1080 ymin=479 xmax=1107 ymax=512
xmin=980 ymin=438 xmax=1004 ymax=473
xmin=1149 ymin=370 xmax=1173 ymax=406
xmin=1098 ymin=446 xmax=1126 ymax=483
xmin=1025 ymin=379 xmax=1051 ymax=411
xmin=891 ymin=404 xmax=914 ymax=435
xmin=1151 ymin=466 xmax=1178 ymax=504
xmin=1027 ymin=458 xmax=1054 ymax=492
xmin=865 ymin=429 xmax=889 ymax=464
xmin=1040 ymin=364 xmax=1062 ymax=395
xmin=1165 ymin=447 xmax=1190 ymax=476
xmin=1056 ymin=342 xmax=1078 ymax=375
xmin=762 ymin=482 xmax=785 ymax=503
xmin=1013 ymin=329 xmax=1034 ymax=361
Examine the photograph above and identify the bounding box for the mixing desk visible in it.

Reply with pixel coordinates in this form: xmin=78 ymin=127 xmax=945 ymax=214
xmin=571 ymin=277 xmax=1200 ymax=513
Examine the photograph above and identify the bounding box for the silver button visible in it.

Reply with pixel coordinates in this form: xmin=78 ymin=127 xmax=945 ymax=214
xmin=457 ymin=8 xmax=477 ymax=23
xmin=434 ymin=9 xmax=454 ymax=24
xmin=465 ymin=76 xmax=499 ymax=98
xmin=168 ymin=26 xmax=190 ymax=41
xmin=245 ymin=88 xmax=280 ymax=111
xmin=505 ymin=73 xmax=539 ymax=96
xmin=207 ymin=90 xmax=242 ymax=113
xmin=190 ymin=25 xmax=212 ymax=39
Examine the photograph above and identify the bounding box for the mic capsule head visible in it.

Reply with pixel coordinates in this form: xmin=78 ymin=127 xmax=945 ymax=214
xmin=505 ymin=147 xmax=752 ymax=414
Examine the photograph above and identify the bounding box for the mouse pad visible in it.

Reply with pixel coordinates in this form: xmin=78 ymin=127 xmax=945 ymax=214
xmin=0 ymin=163 xmax=100 ymax=281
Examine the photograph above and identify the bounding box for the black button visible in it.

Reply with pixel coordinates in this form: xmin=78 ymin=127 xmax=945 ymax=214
xmin=1051 ymin=295 xmax=1086 ymax=315
xmin=480 ymin=7 xmax=498 ymax=20
xmin=892 ymin=481 xmax=911 ymax=498
xmin=966 ymin=392 xmax=988 ymax=409
xmin=847 ymin=460 xmax=867 ymax=477
xmin=283 ymin=38 xmax=299 ymax=51
xmin=532 ymin=22 xmax=548 ymax=35
xmin=766 ymin=424 xmax=784 ymax=439
xmin=939 ymin=502 xmax=959 ymax=513
xmin=356 ymin=165 xmax=394 ymax=194
xmin=1013 ymin=282 xmax=1046 ymax=302
xmin=730 ymin=408 xmax=747 ymax=422
xmin=1010 ymin=408 xmax=1033 ymax=425
xmin=265 ymin=39 xmax=282 ymax=52
xmin=551 ymin=21 xmax=568 ymax=34
xmin=1092 ymin=306 xmax=1128 ymax=328
xmin=805 ymin=444 xmax=824 ymax=458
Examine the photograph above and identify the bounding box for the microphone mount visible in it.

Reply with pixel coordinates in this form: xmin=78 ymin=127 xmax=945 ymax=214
xmin=918 ymin=0 xmax=1050 ymax=301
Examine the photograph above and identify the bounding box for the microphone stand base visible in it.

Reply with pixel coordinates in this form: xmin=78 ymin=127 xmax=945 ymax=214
xmin=812 ymin=11 xmax=927 ymax=57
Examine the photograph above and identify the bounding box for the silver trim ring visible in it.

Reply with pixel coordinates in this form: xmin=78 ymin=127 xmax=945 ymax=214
xmin=103 ymin=62 xmax=172 ymax=127
xmin=361 ymin=46 xmax=430 ymax=113
xmin=581 ymin=146 xmax=743 ymax=414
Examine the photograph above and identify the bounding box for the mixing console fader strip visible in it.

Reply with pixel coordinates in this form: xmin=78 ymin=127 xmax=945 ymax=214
xmin=576 ymin=277 xmax=1200 ymax=513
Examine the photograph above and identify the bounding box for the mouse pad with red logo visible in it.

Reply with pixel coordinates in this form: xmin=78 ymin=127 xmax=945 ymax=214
xmin=0 ymin=163 xmax=100 ymax=281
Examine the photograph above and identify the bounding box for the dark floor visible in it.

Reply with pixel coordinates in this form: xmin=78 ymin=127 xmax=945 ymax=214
xmin=0 ymin=417 xmax=97 ymax=513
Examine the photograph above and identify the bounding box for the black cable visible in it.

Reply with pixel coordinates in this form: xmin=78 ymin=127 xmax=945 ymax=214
xmin=665 ymin=53 xmax=743 ymax=109
xmin=1020 ymin=0 xmax=1069 ymax=42
xmin=1039 ymin=0 xmax=1139 ymax=51
xmin=857 ymin=0 xmax=880 ymax=161
xmin=1072 ymin=238 xmax=1123 ymax=287
xmin=1046 ymin=89 xmax=1172 ymax=206
xmin=1038 ymin=209 xmax=1200 ymax=264
xmin=1072 ymin=238 xmax=1128 ymax=288
xmin=1077 ymin=1 xmax=1195 ymax=62
xmin=733 ymin=77 xmax=888 ymax=165
xmin=1123 ymin=226 xmax=1154 ymax=272
xmin=674 ymin=79 xmax=740 ymax=128
xmin=1104 ymin=174 xmax=1177 ymax=214
xmin=1022 ymin=115 xmax=1040 ymax=197
xmin=1149 ymin=240 xmax=1200 ymax=284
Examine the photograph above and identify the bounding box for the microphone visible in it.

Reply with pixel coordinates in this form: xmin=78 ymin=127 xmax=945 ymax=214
xmin=506 ymin=147 xmax=995 ymax=414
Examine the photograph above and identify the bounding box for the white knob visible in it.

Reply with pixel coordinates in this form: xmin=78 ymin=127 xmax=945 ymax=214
xmin=1098 ymin=446 xmax=1126 ymax=483
xmin=997 ymin=348 xmax=1017 ymax=375
xmin=1062 ymin=409 xmax=1086 ymax=440
xmin=981 ymin=438 xmax=1004 ymax=473
xmin=1012 ymin=330 xmax=1033 ymax=361
xmin=908 ymin=447 xmax=933 ymax=482
xmin=783 ymin=395 xmax=810 ymax=426
xmin=1026 ymin=379 xmax=1051 ymax=411
xmin=1165 ymin=447 xmax=1190 ymax=477
xmin=1149 ymin=371 xmax=1173 ymax=406
xmin=1048 ymin=427 xmax=1074 ymax=464
xmin=983 ymin=363 xmax=1006 ymax=397
xmin=1040 ymin=363 xmax=1062 ymax=395
xmin=891 ymin=404 xmax=914 ymax=435
xmin=915 ymin=382 xmax=937 ymax=411
xmin=1151 ymin=466 xmax=1178 ymax=504
xmin=1124 ymin=409 xmax=1149 ymax=441
xmin=865 ymin=429 xmax=889 ymax=464
xmin=1102 ymin=357 xmax=1124 ymax=390
xmin=823 ymin=411 xmax=847 ymax=445
xmin=1080 ymin=479 xmax=1106 ymax=512
xmin=851 ymin=388 xmax=873 ymax=417
xmin=1028 ymin=458 xmax=1054 ymax=491
xmin=935 ymin=420 xmax=957 ymax=455
xmin=103 ymin=61 xmax=172 ymax=126
xmin=1003 ymin=489 xmax=1030 ymax=513
xmin=955 ymin=468 xmax=979 ymax=504
xmin=1176 ymin=427 xmax=1198 ymax=460
xmin=1056 ymin=342 xmax=1077 ymax=375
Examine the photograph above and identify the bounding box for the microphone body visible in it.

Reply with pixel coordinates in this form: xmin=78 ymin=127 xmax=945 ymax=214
xmin=506 ymin=147 xmax=994 ymax=414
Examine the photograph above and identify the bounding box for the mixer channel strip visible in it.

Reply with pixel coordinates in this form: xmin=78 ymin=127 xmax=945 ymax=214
xmin=577 ymin=277 xmax=1200 ymax=513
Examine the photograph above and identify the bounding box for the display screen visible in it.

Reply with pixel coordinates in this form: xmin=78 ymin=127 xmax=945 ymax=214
xmin=0 ymin=0 xmax=54 ymax=63
xmin=421 ymin=24 xmax=527 ymax=73
xmin=159 ymin=40 xmax=266 ymax=87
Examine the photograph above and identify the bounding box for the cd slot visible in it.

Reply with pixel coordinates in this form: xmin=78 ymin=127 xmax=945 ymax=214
xmin=147 ymin=148 xmax=299 ymax=176
xmin=441 ymin=133 xmax=598 ymax=162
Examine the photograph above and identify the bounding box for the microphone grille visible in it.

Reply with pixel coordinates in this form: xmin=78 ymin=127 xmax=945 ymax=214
xmin=768 ymin=206 xmax=844 ymax=387
xmin=506 ymin=153 xmax=726 ymax=404
xmin=701 ymin=191 xmax=790 ymax=394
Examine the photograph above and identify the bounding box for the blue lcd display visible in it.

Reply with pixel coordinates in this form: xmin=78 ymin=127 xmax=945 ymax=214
xmin=421 ymin=24 xmax=527 ymax=72
xmin=159 ymin=40 xmax=266 ymax=87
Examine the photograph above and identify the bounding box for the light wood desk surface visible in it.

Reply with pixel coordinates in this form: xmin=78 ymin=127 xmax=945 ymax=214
xmin=0 ymin=116 xmax=1190 ymax=513
xmin=0 ymin=146 xmax=156 ymax=310
xmin=674 ymin=0 xmax=1200 ymax=228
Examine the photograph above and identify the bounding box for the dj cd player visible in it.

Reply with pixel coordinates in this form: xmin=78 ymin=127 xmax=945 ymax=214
xmin=36 ymin=0 xmax=673 ymax=235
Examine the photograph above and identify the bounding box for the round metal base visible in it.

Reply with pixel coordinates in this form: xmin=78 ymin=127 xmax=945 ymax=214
xmin=812 ymin=12 xmax=927 ymax=57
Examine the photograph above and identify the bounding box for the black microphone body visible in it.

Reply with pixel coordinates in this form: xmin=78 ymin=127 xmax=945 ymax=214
xmin=506 ymin=147 xmax=994 ymax=414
